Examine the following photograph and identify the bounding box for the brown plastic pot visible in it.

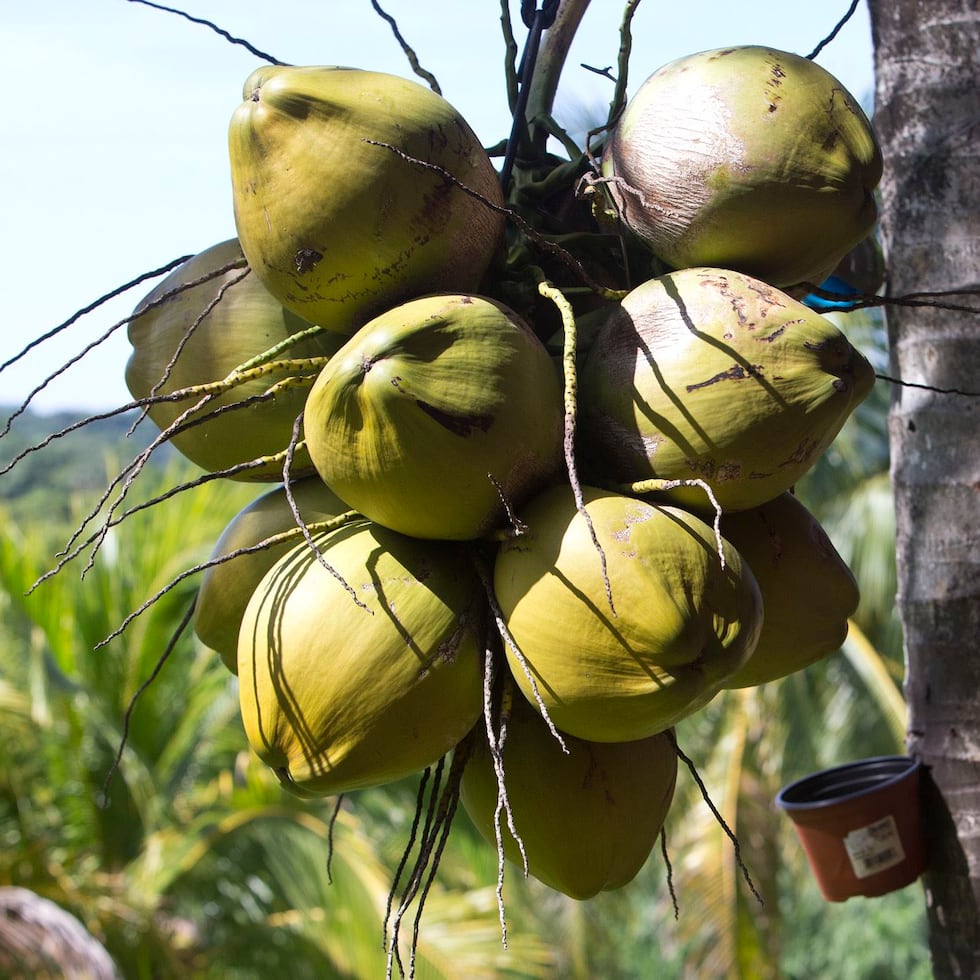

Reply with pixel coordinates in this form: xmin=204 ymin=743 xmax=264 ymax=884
xmin=776 ymin=755 xmax=925 ymax=902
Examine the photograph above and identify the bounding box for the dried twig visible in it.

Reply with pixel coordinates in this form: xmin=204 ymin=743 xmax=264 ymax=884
xmin=807 ymin=0 xmax=862 ymax=60
xmin=369 ymin=0 xmax=441 ymax=93
xmin=0 ymin=253 xmax=191 ymax=378
xmin=126 ymin=0 xmax=284 ymax=64
xmin=667 ymin=730 xmax=763 ymax=906
xmin=100 ymin=596 xmax=196 ymax=805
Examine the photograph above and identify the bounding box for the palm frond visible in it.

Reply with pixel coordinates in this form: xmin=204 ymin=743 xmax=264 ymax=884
xmin=840 ymin=619 xmax=907 ymax=746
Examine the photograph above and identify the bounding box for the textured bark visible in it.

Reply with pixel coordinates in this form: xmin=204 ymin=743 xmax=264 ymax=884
xmin=867 ymin=1 xmax=980 ymax=975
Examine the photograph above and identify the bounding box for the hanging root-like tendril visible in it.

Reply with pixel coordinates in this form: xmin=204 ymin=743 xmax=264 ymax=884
xmin=39 ymin=358 xmax=329 ymax=584
xmin=5 ymin=312 xmax=334 ymax=594
xmin=0 ymin=340 xmax=325 ymax=486
xmin=666 ymin=729 xmax=762 ymax=906
xmin=90 ymin=510 xmax=361 ymax=651
xmin=0 ymin=359 xmax=315 ymax=491
xmin=800 ymin=281 xmax=980 ymax=317
xmin=806 ymin=0 xmax=861 ymax=60
xmin=3 ymin=258 xmax=331 ymax=579
xmin=101 ymin=595 xmax=197 ymax=805
xmin=73 ymin=394 xmax=223 ymax=572
xmin=325 ymin=794 xmax=345 ymax=885
xmin=384 ymin=734 xmax=474 ymax=980
xmin=1 ymin=403 xmax=145 ymax=479
xmin=29 ymin=433 xmax=298 ymax=595
xmin=282 ymin=411 xmax=370 ymax=613
xmin=78 ymin=411 xmax=370 ymax=652
xmin=0 ymin=252 xmax=191 ymax=379
xmin=27 ymin=400 xmax=376 ymax=656
xmin=470 ymin=550 xmax=567 ymax=755
xmin=538 ymin=279 xmax=615 ymax=615
xmin=624 ymin=477 xmax=726 ymax=570
xmin=660 ymin=824 xmax=680 ymax=920
xmin=875 ymin=373 xmax=980 ymax=397
xmin=487 ymin=473 xmax=527 ymax=538
xmin=133 ymin=265 xmax=254 ymax=431
xmin=140 ymin=353 xmax=329 ymax=409
xmin=482 ymin=635 xmax=527 ymax=948
xmin=66 ymin=400 xmax=252 ymax=579
xmin=369 ymin=0 xmax=441 ymax=94
xmin=125 ymin=0 xmax=284 ymax=64
xmin=383 ymin=763 xmax=440 ymax=960
xmin=404 ymin=744 xmax=470 ymax=980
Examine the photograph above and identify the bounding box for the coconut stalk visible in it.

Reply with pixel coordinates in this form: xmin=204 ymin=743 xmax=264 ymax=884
xmin=524 ymin=0 xmax=592 ymax=160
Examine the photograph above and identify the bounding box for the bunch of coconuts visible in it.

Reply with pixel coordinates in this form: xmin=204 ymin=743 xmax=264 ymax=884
xmin=124 ymin=45 xmax=881 ymax=902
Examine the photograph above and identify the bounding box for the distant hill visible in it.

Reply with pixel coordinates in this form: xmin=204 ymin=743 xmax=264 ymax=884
xmin=0 ymin=406 xmax=178 ymax=517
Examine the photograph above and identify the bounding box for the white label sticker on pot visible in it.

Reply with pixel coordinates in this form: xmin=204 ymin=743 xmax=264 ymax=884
xmin=844 ymin=815 xmax=906 ymax=879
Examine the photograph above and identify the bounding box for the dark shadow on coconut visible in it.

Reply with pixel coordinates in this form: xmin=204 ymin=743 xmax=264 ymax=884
xmin=583 ymin=274 xmax=852 ymax=500
xmin=362 ymin=527 xmax=462 ymax=662
xmin=578 ymin=305 xmax=708 ymax=481
xmin=546 ymin=563 xmax=676 ymax=688
xmin=622 ymin=307 xmax=720 ymax=456
xmin=244 ymin=537 xmax=331 ymax=792
xmin=653 ymin=503 xmax=755 ymax=618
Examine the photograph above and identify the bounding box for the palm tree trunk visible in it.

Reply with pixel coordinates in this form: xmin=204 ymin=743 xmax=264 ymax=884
xmin=866 ymin=2 xmax=980 ymax=974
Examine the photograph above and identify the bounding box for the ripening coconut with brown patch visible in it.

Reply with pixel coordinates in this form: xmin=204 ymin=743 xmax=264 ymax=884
xmin=229 ymin=66 xmax=506 ymax=334
xmin=577 ymin=267 xmax=875 ymax=513
xmin=601 ymin=46 xmax=882 ymax=288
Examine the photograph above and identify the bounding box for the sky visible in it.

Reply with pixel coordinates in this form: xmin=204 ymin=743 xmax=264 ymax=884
xmin=1 ymin=0 xmax=875 ymax=415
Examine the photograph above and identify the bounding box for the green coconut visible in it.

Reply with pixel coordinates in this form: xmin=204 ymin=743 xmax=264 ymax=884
xmin=229 ymin=66 xmax=506 ymax=333
xmin=238 ymin=519 xmax=485 ymax=797
xmin=304 ymin=293 xmax=564 ymax=541
xmin=578 ymin=267 xmax=875 ymax=512
xmin=126 ymin=239 xmax=345 ymax=480
xmin=719 ymin=492 xmax=860 ymax=687
xmin=460 ymin=694 xmax=677 ymax=900
xmin=493 ymin=485 xmax=763 ymax=742
xmin=194 ymin=477 xmax=350 ymax=672
xmin=602 ymin=46 xmax=882 ymax=287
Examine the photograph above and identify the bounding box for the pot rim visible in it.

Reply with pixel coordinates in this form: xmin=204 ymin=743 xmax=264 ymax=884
xmin=776 ymin=755 xmax=920 ymax=811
